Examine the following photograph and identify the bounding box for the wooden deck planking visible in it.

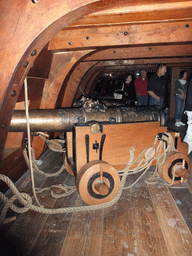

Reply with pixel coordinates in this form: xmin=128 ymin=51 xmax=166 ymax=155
xmin=17 ymin=150 xmax=65 ymax=196
xmin=169 ymin=186 xmax=192 ymax=233
xmin=59 ymin=195 xmax=103 ymax=256
xmin=29 ymin=174 xmax=79 ymax=256
xmin=148 ymin=183 xmax=192 ymax=256
xmin=1 ymin=149 xmax=192 ymax=256
xmin=130 ymin=185 xmax=170 ymax=256
xmin=82 ymin=210 xmax=103 ymax=256
xmin=128 ymin=170 xmax=170 ymax=256
xmin=6 ymin=188 xmax=58 ymax=255
xmin=184 ymin=176 xmax=192 ymax=194
xmin=4 ymin=150 xmax=68 ymax=255
xmin=102 ymin=189 xmax=136 ymax=256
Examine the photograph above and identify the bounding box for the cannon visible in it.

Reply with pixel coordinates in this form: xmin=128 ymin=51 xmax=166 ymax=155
xmin=10 ymin=103 xmax=191 ymax=205
xmin=10 ymin=105 xmax=166 ymax=132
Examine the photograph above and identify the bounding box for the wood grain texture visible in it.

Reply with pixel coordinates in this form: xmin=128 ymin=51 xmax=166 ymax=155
xmin=130 ymin=186 xmax=170 ymax=256
xmin=84 ymin=44 xmax=192 ymax=62
xmin=49 ymin=20 xmax=192 ymax=50
xmin=60 ymin=196 xmax=103 ymax=256
xmin=169 ymin=186 xmax=192 ymax=233
xmin=29 ymin=175 xmax=78 ymax=256
xmin=148 ymin=184 xmax=192 ymax=256
xmin=75 ymin=122 xmax=167 ymax=172
xmin=2 ymin=150 xmax=192 ymax=256
xmin=6 ymin=151 xmax=68 ymax=255
xmin=102 ymin=189 xmax=136 ymax=256
xmin=184 ymin=176 xmax=192 ymax=194
xmin=69 ymin=6 xmax=192 ymax=27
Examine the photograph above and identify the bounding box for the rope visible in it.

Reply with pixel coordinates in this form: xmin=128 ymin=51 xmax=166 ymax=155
xmin=0 ymin=147 xmax=134 ymax=223
xmin=23 ymin=78 xmax=66 ymax=208
xmin=23 ymin=147 xmax=65 ymax=178
xmin=38 ymin=134 xmax=66 ymax=153
xmin=0 ymin=77 xmax=180 ymax=224
xmin=24 ymin=78 xmax=43 ymax=208
xmin=35 ymin=184 xmax=76 ymax=199
xmin=0 ymin=133 xmax=178 ymax=225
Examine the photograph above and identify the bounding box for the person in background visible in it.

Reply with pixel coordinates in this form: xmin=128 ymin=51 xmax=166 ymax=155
xmin=174 ymin=70 xmax=188 ymax=127
xmin=185 ymin=75 xmax=192 ymax=111
xmin=134 ymin=69 xmax=148 ymax=106
xmin=183 ymin=76 xmax=192 ymax=153
xmin=148 ymin=63 xmax=167 ymax=108
xmin=122 ymin=74 xmax=136 ymax=106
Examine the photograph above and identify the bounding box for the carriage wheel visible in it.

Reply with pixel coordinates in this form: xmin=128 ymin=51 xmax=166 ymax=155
xmin=158 ymin=151 xmax=191 ymax=184
xmin=76 ymin=160 xmax=120 ymax=205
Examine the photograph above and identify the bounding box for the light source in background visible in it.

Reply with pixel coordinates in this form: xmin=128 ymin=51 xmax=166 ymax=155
xmin=103 ymin=73 xmax=113 ymax=78
xmin=135 ymin=71 xmax=140 ymax=78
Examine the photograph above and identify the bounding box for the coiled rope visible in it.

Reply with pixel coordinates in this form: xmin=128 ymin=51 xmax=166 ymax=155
xmin=0 ymin=132 xmax=177 ymax=225
xmin=23 ymin=147 xmax=65 ymax=178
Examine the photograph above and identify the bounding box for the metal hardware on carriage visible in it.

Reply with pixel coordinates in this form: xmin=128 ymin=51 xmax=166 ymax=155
xmin=155 ymin=134 xmax=191 ymax=184
xmin=157 ymin=151 xmax=191 ymax=184
xmin=13 ymin=99 xmax=190 ymax=205
xmin=157 ymin=132 xmax=169 ymax=148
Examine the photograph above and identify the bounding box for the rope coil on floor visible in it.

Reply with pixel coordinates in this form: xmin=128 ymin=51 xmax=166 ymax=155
xmin=0 ymin=133 xmax=178 ymax=225
xmin=23 ymin=147 xmax=66 ymax=178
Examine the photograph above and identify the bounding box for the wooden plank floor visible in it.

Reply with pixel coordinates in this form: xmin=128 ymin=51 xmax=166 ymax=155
xmin=1 ymin=149 xmax=192 ymax=256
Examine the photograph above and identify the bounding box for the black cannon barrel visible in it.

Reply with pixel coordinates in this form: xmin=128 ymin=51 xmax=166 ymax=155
xmin=10 ymin=106 xmax=166 ymax=132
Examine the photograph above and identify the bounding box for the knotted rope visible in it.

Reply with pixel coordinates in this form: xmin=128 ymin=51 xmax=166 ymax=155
xmin=0 ymin=133 xmax=177 ymax=225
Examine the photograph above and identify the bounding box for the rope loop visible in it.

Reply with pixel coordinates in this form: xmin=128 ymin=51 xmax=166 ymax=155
xmin=0 ymin=132 xmax=179 ymax=224
xmin=23 ymin=147 xmax=65 ymax=178
xmin=38 ymin=134 xmax=66 ymax=153
xmin=0 ymin=174 xmax=33 ymax=224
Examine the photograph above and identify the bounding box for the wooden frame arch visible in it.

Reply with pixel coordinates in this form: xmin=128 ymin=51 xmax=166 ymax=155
xmin=0 ymin=0 xmax=124 ymax=160
xmin=1 ymin=0 xmax=192 ymax=161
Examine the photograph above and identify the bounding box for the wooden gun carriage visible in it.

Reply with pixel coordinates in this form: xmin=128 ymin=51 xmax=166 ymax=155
xmin=10 ymin=103 xmax=191 ymax=205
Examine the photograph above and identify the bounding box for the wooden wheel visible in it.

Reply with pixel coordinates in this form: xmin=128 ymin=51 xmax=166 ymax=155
xmin=158 ymin=151 xmax=191 ymax=184
xmin=76 ymin=160 xmax=120 ymax=205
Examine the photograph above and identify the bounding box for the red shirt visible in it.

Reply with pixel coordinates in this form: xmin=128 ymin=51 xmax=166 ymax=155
xmin=134 ymin=76 xmax=148 ymax=96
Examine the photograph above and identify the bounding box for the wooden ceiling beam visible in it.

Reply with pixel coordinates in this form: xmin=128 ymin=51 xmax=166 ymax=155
xmin=94 ymin=57 xmax=192 ymax=67
xmin=98 ymin=63 xmax=192 ymax=70
xmin=48 ymin=20 xmax=192 ymax=51
xmin=86 ymin=1 xmax=192 ymax=17
xmin=70 ymin=8 xmax=192 ymax=27
xmin=84 ymin=44 xmax=192 ymax=61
